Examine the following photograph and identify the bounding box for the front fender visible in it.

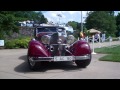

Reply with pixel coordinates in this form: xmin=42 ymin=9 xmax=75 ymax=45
xmin=28 ymin=40 xmax=51 ymax=57
xmin=69 ymin=40 xmax=91 ymax=56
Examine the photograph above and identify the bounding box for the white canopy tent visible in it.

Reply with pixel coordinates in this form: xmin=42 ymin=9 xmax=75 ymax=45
xmin=88 ymin=29 xmax=101 ymax=34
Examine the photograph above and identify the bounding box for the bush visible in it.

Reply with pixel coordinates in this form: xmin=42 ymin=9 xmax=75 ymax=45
xmin=106 ymin=33 xmax=116 ymax=38
xmin=5 ymin=40 xmax=16 ymax=49
xmin=5 ymin=37 xmax=31 ymax=49
xmin=112 ymin=37 xmax=119 ymax=41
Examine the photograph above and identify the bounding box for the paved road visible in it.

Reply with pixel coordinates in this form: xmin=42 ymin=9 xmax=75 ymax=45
xmin=0 ymin=41 xmax=120 ymax=79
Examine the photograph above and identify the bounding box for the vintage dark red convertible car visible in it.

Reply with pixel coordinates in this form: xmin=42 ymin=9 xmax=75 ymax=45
xmin=27 ymin=25 xmax=91 ymax=70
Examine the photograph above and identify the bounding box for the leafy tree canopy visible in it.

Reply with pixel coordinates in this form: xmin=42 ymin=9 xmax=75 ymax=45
xmin=85 ymin=11 xmax=116 ymax=35
xmin=0 ymin=11 xmax=48 ymax=39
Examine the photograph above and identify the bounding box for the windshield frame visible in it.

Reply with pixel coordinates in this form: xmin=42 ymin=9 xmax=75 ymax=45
xmin=37 ymin=27 xmax=58 ymax=33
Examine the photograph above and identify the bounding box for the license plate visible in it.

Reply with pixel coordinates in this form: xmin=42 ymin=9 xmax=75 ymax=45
xmin=54 ymin=56 xmax=74 ymax=61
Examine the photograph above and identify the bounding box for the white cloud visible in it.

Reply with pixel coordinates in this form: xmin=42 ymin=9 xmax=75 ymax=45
xmin=43 ymin=11 xmax=120 ymax=24
xmin=51 ymin=13 xmax=57 ymax=17
xmin=68 ymin=11 xmax=78 ymax=14
xmin=43 ymin=11 xmax=88 ymax=24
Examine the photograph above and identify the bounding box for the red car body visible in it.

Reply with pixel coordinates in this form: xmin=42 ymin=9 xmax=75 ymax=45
xmin=27 ymin=25 xmax=91 ymax=70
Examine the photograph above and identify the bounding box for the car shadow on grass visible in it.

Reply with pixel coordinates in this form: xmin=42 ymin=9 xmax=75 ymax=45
xmin=14 ymin=55 xmax=85 ymax=73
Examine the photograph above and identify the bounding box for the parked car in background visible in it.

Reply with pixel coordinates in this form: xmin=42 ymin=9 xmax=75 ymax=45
xmin=27 ymin=25 xmax=92 ymax=70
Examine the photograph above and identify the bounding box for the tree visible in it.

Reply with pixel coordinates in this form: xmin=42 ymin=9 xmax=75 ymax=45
xmin=116 ymin=13 xmax=120 ymax=30
xmin=38 ymin=15 xmax=48 ymax=24
xmin=0 ymin=11 xmax=48 ymax=39
xmin=115 ymin=13 xmax=120 ymax=36
xmin=105 ymin=11 xmax=114 ymax=16
xmin=0 ymin=13 xmax=19 ymax=39
xmin=67 ymin=21 xmax=78 ymax=30
xmin=6 ymin=11 xmax=47 ymax=23
xmin=77 ymin=23 xmax=86 ymax=32
xmin=85 ymin=11 xmax=116 ymax=35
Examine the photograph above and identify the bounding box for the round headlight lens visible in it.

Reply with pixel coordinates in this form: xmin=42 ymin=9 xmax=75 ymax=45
xmin=41 ymin=35 xmax=51 ymax=44
xmin=67 ymin=35 xmax=75 ymax=44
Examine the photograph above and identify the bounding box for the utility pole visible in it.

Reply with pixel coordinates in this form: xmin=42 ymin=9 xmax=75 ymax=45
xmin=81 ymin=11 xmax=83 ymax=32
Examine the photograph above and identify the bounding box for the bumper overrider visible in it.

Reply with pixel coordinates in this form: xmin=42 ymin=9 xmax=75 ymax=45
xmin=30 ymin=54 xmax=91 ymax=62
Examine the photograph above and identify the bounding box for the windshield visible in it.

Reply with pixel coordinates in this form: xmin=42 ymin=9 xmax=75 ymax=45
xmin=37 ymin=27 xmax=57 ymax=33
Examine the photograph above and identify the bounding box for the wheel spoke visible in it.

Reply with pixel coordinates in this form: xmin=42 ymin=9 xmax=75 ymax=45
xmin=29 ymin=57 xmax=35 ymax=66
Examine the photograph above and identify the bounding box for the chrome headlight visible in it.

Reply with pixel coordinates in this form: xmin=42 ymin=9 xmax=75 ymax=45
xmin=67 ymin=35 xmax=75 ymax=44
xmin=41 ymin=35 xmax=51 ymax=44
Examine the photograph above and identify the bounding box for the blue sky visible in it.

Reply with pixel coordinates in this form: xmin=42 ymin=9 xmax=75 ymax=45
xmin=42 ymin=11 xmax=119 ymax=24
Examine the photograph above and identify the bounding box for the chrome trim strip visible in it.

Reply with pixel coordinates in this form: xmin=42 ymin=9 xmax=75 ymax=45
xmin=75 ymin=54 xmax=91 ymax=60
xmin=32 ymin=54 xmax=91 ymax=62
xmin=33 ymin=57 xmax=54 ymax=62
xmin=50 ymin=44 xmax=68 ymax=45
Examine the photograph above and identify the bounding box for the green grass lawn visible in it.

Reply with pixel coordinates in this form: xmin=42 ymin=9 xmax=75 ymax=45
xmin=95 ymin=45 xmax=120 ymax=62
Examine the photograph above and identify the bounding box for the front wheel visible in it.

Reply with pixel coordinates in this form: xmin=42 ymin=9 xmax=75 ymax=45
xmin=75 ymin=55 xmax=91 ymax=68
xmin=27 ymin=56 xmax=40 ymax=70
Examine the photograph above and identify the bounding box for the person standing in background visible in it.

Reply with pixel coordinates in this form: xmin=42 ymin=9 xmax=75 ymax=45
xmin=79 ymin=31 xmax=85 ymax=40
xmin=94 ymin=32 xmax=99 ymax=42
xmin=101 ymin=31 xmax=106 ymax=42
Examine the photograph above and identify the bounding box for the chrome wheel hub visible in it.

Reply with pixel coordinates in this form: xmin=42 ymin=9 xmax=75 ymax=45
xmin=28 ymin=57 xmax=35 ymax=66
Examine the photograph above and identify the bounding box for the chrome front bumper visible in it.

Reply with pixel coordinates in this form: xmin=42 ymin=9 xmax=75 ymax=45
xmin=32 ymin=54 xmax=91 ymax=62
